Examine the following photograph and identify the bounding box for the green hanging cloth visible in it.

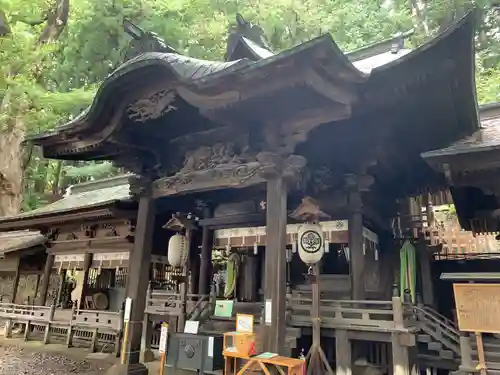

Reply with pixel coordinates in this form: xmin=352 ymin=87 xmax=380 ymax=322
xmin=399 ymin=240 xmax=417 ymax=303
xmin=224 ymin=253 xmax=240 ymax=299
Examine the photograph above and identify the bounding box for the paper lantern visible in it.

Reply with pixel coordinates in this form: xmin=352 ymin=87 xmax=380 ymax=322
xmin=297 ymin=223 xmax=324 ymax=264
xmin=168 ymin=233 xmax=189 ymax=267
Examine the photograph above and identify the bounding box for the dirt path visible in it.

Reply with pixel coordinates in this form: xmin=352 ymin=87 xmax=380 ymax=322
xmin=0 ymin=343 xmax=113 ymax=375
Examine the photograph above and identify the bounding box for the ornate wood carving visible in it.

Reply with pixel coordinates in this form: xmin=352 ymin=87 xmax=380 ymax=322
xmin=49 ymin=220 xmax=134 ymax=253
xmin=127 ymin=89 xmax=177 ymax=123
xmin=289 ymin=197 xmax=330 ymax=222
xmin=153 ymin=147 xmax=307 ymax=198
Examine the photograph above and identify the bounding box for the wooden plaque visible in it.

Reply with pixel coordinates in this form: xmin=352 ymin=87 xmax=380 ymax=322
xmin=453 ymin=283 xmax=500 ymax=333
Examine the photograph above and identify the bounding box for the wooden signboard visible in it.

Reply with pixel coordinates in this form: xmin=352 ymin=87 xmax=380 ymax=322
xmin=453 ymin=283 xmax=500 ymax=334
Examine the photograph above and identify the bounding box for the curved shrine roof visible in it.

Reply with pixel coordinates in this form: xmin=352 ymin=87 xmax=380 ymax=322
xmin=28 ymin=12 xmax=477 ymax=158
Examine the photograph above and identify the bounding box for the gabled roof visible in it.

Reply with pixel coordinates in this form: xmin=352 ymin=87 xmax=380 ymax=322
xmin=0 ymin=231 xmax=46 ymax=257
xmin=0 ymin=175 xmax=132 ymax=230
xmin=423 ymin=102 xmax=500 ymax=159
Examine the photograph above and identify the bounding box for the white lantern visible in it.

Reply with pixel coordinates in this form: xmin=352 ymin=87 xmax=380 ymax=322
xmin=167 ymin=233 xmax=189 ymax=267
xmin=297 ymin=223 xmax=325 ymax=265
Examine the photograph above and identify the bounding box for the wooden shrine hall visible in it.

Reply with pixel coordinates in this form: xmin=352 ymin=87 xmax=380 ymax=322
xmin=1 ymin=11 xmax=480 ymax=375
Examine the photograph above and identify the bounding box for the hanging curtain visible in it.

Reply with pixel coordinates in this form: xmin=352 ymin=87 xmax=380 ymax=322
xmin=399 ymin=240 xmax=417 ymax=303
xmin=224 ymin=253 xmax=240 ymax=299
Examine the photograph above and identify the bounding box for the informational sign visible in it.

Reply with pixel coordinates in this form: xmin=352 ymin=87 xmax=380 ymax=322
xmin=214 ymin=300 xmax=234 ymax=317
xmin=159 ymin=323 xmax=169 ymax=354
xmin=207 ymin=336 xmax=214 ymax=358
xmin=453 ymin=283 xmax=500 ymax=333
xmin=236 ymin=314 xmax=254 ymax=333
xmin=265 ymin=299 xmax=272 ymax=325
xmin=124 ymin=297 xmax=132 ymax=323
xmin=184 ymin=320 xmax=200 ymax=334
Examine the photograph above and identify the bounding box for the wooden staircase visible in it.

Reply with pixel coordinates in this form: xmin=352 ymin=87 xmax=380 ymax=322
xmin=410 ymin=304 xmax=500 ymax=373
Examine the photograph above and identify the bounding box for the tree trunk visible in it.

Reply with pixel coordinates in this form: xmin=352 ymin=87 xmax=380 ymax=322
xmin=0 ymin=113 xmax=25 ymax=216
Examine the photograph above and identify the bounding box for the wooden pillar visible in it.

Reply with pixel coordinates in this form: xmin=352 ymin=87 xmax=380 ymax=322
xmin=33 ymin=275 xmax=41 ymax=302
xmin=78 ymin=253 xmax=92 ymax=309
xmin=198 ymin=206 xmax=213 ymax=295
xmin=391 ymin=333 xmax=410 ymax=375
xmin=346 ymin=174 xmax=365 ymax=300
xmin=189 ymin=255 xmax=200 ymax=295
xmin=262 ymin=175 xmax=287 ymax=354
xmin=55 ymin=269 xmax=66 ymax=307
xmin=417 ymin=239 xmax=434 ymax=307
xmin=11 ymin=260 xmax=20 ymax=303
xmin=38 ymin=253 xmax=55 ymax=306
xmin=336 ymin=329 xmax=352 ymax=375
xmin=120 ymin=195 xmax=155 ymax=375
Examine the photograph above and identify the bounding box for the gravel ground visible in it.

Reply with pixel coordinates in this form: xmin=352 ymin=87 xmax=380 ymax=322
xmin=0 ymin=344 xmax=111 ymax=375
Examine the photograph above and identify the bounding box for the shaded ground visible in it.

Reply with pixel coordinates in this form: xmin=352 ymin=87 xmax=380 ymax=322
xmin=0 ymin=342 xmax=114 ymax=375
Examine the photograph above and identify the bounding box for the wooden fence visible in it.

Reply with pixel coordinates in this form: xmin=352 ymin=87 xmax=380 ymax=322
xmin=0 ymin=302 xmax=123 ymax=354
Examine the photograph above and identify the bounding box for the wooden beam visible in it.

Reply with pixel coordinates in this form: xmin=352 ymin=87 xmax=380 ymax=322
xmin=198 ymin=213 xmax=265 ymax=229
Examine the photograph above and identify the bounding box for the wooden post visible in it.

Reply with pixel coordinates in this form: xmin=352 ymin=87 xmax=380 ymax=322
xmin=336 ymin=329 xmax=352 ymax=375
xmin=459 ymin=332 xmax=473 ymax=372
xmin=346 ymin=175 xmax=365 ymax=300
xmin=416 ymin=238 xmax=434 ymax=308
xmin=198 ymin=205 xmax=213 ymax=295
xmin=38 ymin=253 xmax=55 ymax=306
xmin=66 ymin=302 xmax=77 ymax=347
xmin=476 ymin=332 xmax=487 ymax=375
xmin=262 ymin=175 xmax=287 ymax=354
xmin=140 ymin=313 xmax=154 ymax=362
xmin=78 ymin=253 xmax=92 ymax=309
xmin=392 ymin=296 xmax=404 ymax=329
xmin=90 ymin=328 xmax=99 ymax=352
xmin=391 ymin=333 xmax=410 ymax=375
xmin=43 ymin=304 xmax=55 ymax=344
xmin=178 ymin=229 xmax=192 ymax=332
xmin=55 ymin=269 xmax=66 ymax=306
xmin=119 ymin=194 xmax=155 ymax=375
xmin=3 ymin=318 xmax=12 ymax=338
xmin=11 ymin=262 xmax=20 ymax=303
xmin=115 ymin=304 xmax=125 ymax=357
xmin=33 ymin=275 xmax=41 ymax=302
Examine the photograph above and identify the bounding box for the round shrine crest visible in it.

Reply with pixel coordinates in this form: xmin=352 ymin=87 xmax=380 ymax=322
xmin=300 ymin=230 xmax=323 ymax=253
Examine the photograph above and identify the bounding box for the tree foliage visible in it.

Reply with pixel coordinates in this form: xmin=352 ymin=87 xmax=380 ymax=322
xmin=0 ymin=0 xmax=499 ymax=214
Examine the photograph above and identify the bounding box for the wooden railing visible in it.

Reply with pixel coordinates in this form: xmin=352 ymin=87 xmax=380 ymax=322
xmin=0 ymin=302 xmax=123 ymax=354
xmin=408 ymin=304 xmax=460 ymax=356
xmin=145 ymin=289 xmax=209 ymax=317
xmin=288 ymin=296 xmax=408 ymax=332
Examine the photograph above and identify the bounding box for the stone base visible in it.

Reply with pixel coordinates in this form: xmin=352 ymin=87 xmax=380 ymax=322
xmin=105 ymin=362 xmax=149 ymax=375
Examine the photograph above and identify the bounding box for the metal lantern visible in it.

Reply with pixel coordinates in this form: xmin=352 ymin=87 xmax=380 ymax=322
xmin=297 ymin=223 xmax=325 ymax=265
xmin=167 ymin=233 xmax=189 ymax=267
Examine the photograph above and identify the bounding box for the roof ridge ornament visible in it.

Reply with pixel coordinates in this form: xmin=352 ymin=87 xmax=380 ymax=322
xmin=123 ymin=19 xmax=177 ymax=62
xmin=225 ymin=13 xmax=272 ymax=61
